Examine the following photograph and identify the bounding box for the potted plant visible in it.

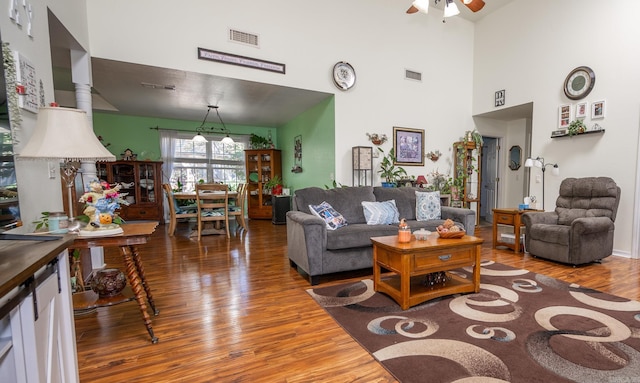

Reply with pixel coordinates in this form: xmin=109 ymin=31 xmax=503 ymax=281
xmin=568 ymin=119 xmax=587 ymax=136
xmin=265 ymin=175 xmax=283 ymax=195
xmin=463 ymin=129 xmax=484 ymax=148
xmin=366 ymin=133 xmax=388 ymax=145
xmin=377 ymin=147 xmax=407 ymax=187
xmin=250 ymin=134 xmax=269 ymax=149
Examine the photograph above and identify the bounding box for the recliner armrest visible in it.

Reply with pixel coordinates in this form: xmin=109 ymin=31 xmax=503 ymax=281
xmin=522 ymin=211 xmax=558 ymax=227
xmin=571 ymin=216 xmax=614 ymax=235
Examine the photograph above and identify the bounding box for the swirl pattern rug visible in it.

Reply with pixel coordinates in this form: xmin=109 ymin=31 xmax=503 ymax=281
xmin=307 ymin=261 xmax=640 ymax=383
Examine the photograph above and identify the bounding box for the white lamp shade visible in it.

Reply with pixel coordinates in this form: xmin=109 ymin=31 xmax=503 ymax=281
xmin=551 ymin=166 xmax=560 ymax=176
xmin=524 ymin=158 xmax=534 ymax=167
xmin=193 ymin=133 xmax=208 ymax=143
xmin=19 ymin=107 xmax=115 ymax=162
xmin=444 ymin=1 xmax=460 ymax=17
xmin=534 ymin=159 xmax=543 ymax=168
xmin=412 ymin=0 xmax=429 ymax=13
xmin=221 ymin=135 xmax=234 ymax=145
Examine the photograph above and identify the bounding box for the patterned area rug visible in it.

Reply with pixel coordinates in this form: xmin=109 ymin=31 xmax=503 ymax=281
xmin=307 ymin=261 xmax=640 ymax=383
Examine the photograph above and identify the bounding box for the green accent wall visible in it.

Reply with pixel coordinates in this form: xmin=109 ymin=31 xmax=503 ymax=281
xmin=279 ymin=96 xmax=335 ymax=192
xmin=92 ymin=112 xmax=278 ymax=160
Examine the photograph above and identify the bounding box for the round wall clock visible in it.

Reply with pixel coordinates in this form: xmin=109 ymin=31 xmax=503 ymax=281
xmin=332 ymin=61 xmax=356 ymax=90
xmin=563 ymin=66 xmax=595 ymax=100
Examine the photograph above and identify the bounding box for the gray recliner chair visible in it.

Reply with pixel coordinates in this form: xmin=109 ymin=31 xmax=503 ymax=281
xmin=522 ymin=177 xmax=620 ymax=265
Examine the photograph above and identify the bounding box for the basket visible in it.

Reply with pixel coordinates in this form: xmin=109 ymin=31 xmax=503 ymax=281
xmin=437 ymin=227 xmax=465 ymax=239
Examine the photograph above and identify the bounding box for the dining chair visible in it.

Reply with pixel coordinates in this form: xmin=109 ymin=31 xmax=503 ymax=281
xmin=162 ymin=184 xmax=198 ymax=236
xmin=195 ymin=183 xmax=230 ymax=240
xmin=229 ymin=183 xmax=248 ymax=232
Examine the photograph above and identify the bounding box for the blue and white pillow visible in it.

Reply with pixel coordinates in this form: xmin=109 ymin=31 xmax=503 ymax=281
xmin=362 ymin=200 xmax=400 ymax=225
xmin=309 ymin=201 xmax=348 ymax=230
xmin=416 ymin=191 xmax=441 ymax=221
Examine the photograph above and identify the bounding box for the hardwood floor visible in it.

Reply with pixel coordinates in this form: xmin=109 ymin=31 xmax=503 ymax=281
xmin=74 ymin=220 xmax=640 ymax=382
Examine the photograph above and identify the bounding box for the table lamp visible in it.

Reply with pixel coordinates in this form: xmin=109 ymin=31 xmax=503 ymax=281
xmin=415 ymin=175 xmax=428 ymax=188
xmin=18 ymin=106 xmax=116 ymax=221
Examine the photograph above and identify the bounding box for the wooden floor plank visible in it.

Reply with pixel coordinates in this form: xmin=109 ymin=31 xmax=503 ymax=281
xmin=74 ymin=220 xmax=640 ymax=382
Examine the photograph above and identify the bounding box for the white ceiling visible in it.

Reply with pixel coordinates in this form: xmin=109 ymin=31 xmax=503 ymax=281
xmin=50 ymin=0 xmax=516 ymax=127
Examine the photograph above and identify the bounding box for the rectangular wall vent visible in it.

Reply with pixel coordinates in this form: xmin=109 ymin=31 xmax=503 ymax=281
xmin=229 ymin=29 xmax=259 ymax=47
xmin=405 ymin=69 xmax=422 ymax=82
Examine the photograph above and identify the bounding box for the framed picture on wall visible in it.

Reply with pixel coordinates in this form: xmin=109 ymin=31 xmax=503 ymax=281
xmin=393 ymin=127 xmax=424 ymax=166
xmin=575 ymin=102 xmax=587 ymax=119
xmin=558 ymin=104 xmax=572 ymax=129
xmin=591 ymin=100 xmax=606 ymax=119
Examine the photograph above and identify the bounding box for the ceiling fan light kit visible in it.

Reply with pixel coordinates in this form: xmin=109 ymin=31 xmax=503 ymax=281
xmin=406 ymin=0 xmax=485 ymax=16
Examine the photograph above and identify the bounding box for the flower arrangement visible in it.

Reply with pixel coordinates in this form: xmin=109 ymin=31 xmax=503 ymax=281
xmin=366 ymin=133 xmax=387 ymax=145
xmin=78 ymin=179 xmax=129 ymax=225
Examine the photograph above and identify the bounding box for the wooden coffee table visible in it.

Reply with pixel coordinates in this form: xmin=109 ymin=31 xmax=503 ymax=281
xmin=371 ymin=234 xmax=483 ymax=310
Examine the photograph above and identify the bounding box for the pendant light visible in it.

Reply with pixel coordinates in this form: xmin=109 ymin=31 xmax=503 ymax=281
xmin=443 ymin=0 xmax=460 ymax=18
xmin=192 ymin=105 xmax=235 ymax=144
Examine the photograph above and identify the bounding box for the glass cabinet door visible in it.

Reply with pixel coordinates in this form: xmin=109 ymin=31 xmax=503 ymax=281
xmin=137 ymin=163 xmax=156 ymax=204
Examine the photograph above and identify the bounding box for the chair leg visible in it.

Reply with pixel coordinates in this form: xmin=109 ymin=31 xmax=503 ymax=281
xmin=168 ymin=218 xmax=176 ymax=236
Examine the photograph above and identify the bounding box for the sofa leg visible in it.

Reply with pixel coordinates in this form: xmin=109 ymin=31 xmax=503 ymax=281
xmin=309 ymin=275 xmax=320 ymax=286
xmin=289 ymin=259 xmax=297 ymax=268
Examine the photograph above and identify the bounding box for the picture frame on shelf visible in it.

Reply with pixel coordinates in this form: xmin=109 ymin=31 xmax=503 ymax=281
xmin=575 ymin=102 xmax=587 ymax=119
xmin=558 ymin=104 xmax=572 ymax=129
xmin=591 ymin=100 xmax=606 ymax=119
xmin=393 ymin=126 xmax=424 ymax=166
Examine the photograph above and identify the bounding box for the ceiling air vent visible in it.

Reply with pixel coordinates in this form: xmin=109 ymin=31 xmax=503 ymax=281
xmin=405 ymin=69 xmax=422 ymax=82
xmin=229 ymin=29 xmax=259 ymax=47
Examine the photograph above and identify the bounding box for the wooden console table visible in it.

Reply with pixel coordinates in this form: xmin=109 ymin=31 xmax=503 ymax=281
xmin=72 ymin=222 xmax=160 ymax=343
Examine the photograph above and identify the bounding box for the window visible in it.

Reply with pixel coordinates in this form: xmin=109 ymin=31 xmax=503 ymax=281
xmin=161 ymin=131 xmax=247 ymax=191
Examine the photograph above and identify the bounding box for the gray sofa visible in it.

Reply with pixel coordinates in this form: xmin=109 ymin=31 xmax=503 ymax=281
xmin=522 ymin=177 xmax=620 ymax=265
xmin=286 ymin=186 xmax=476 ymax=285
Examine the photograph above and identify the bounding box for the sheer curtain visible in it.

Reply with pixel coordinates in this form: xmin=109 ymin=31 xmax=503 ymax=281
xmin=159 ymin=130 xmax=177 ymax=222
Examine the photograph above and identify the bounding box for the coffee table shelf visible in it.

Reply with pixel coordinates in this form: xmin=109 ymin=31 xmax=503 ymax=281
xmin=371 ymin=235 xmax=483 ymax=310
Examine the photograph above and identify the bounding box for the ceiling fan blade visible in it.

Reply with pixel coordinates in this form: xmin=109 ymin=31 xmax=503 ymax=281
xmin=462 ymin=0 xmax=485 ymax=12
xmin=406 ymin=5 xmax=419 ymax=14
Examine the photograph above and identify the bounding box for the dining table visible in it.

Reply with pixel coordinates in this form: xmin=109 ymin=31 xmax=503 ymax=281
xmin=172 ymin=190 xmax=239 ymax=236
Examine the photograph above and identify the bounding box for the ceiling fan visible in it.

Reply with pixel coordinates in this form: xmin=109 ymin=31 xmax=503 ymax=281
xmin=407 ymin=0 xmax=485 ymax=15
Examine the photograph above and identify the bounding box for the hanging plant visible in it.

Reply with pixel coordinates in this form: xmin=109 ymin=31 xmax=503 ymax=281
xmin=2 ymin=42 xmax=21 ymax=145
xmin=426 ymin=150 xmax=442 ymax=162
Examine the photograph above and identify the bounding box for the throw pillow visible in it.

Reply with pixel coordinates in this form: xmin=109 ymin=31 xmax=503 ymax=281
xmin=361 ymin=200 xmax=400 ymax=225
xmin=308 ymin=201 xmax=348 ymax=230
xmin=416 ymin=191 xmax=441 ymax=221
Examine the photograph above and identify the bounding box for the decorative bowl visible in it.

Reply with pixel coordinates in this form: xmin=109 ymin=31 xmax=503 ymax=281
xmin=91 ymin=268 xmax=126 ymax=298
xmin=437 ymin=227 xmax=465 ymax=239
xmin=413 ymin=229 xmax=431 ymax=241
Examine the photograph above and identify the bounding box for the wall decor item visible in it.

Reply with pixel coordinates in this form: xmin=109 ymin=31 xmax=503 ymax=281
xmin=13 ymin=51 xmax=38 ymax=113
xmin=2 ymin=43 xmax=22 ymax=144
xmin=366 ymin=133 xmax=387 ymax=145
xmin=563 ymin=66 xmax=595 ymax=100
xmin=575 ymin=102 xmax=587 ymax=119
xmin=558 ymin=104 xmax=572 ymax=129
xmin=197 ymin=47 xmax=285 ymax=74
xmin=591 ymin=100 xmax=606 ymax=119
xmin=426 ymin=150 xmax=442 ymax=162
xmin=332 ymin=61 xmax=356 ymax=90
xmin=292 ymin=135 xmax=303 ymax=173
xmin=393 ymin=126 xmax=424 ymax=166
xmin=495 ymin=89 xmax=505 ymax=107
xmin=508 ymin=145 xmax=521 ymax=171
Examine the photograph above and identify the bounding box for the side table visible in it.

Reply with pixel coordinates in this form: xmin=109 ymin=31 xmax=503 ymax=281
xmin=272 ymin=195 xmax=291 ymax=225
xmin=492 ymin=208 xmax=541 ymax=253
xmin=72 ymin=222 xmax=160 ymax=343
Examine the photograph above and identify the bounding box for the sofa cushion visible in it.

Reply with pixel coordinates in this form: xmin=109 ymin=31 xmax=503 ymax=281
xmin=294 ymin=186 xmax=375 ymax=224
xmin=416 ymin=191 xmax=441 ymax=221
xmin=308 ymin=201 xmax=348 ymax=230
xmin=362 ymin=200 xmax=400 ymax=225
xmin=373 ymin=186 xmax=421 ymax=220
xmin=326 ymin=223 xmax=398 ymax=249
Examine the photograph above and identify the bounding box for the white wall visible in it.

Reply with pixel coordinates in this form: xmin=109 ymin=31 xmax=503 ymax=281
xmin=0 ymin=0 xmax=90 ymax=228
xmin=85 ymin=0 xmax=478 ymax=185
xmin=473 ymin=0 xmax=640 ymax=256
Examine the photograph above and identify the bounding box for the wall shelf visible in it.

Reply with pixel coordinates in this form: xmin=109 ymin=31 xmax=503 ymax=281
xmin=551 ymin=129 xmax=605 ymax=138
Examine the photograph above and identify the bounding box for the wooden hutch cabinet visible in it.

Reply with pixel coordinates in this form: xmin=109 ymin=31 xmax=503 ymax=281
xmin=245 ymin=149 xmax=282 ymax=219
xmin=96 ymin=160 xmax=164 ymax=223
xmin=453 ymin=141 xmax=481 ymax=224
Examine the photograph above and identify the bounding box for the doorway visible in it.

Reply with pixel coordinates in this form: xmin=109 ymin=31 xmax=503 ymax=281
xmin=480 ymin=137 xmax=499 ymax=224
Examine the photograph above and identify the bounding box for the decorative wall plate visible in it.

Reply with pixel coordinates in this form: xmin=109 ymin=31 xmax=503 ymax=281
xmin=332 ymin=61 xmax=356 ymax=90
